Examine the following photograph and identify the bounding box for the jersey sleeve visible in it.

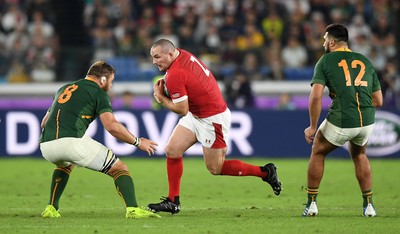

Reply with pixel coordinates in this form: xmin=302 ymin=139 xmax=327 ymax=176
xmin=167 ymin=69 xmax=188 ymax=102
xmin=95 ymin=91 xmax=113 ymax=115
xmin=371 ymin=69 xmax=381 ymax=92
xmin=310 ymin=55 xmax=326 ymax=86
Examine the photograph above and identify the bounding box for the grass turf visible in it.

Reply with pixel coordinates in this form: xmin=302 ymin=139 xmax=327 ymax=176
xmin=0 ymin=157 xmax=399 ymax=234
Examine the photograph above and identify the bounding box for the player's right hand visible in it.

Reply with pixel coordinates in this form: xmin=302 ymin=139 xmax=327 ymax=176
xmin=137 ymin=138 xmax=158 ymax=156
xmin=304 ymin=127 xmax=316 ymax=144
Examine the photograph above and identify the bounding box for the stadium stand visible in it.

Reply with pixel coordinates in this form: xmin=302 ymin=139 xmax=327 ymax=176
xmin=0 ymin=0 xmax=399 ymax=109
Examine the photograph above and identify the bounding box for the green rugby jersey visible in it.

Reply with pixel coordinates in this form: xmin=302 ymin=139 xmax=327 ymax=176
xmin=311 ymin=48 xmax=381 ymax=128
xmin=40 ymin=79 xmax=112 ymax=142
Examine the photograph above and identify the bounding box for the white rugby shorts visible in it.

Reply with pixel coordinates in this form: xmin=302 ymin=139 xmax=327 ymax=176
xmin=40 ymin=134 xmax=118 ymax=173
xmin=319 ymin=119 xmax=374 ymax=146
xmin=178 ymin=108 xmax=231 ymax=148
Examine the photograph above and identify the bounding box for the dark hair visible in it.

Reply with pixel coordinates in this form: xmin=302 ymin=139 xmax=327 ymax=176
xmin=87 ymin=60 xmax=115 ymax=79
xmin=325 ymin=24 xmax=348 ymax=42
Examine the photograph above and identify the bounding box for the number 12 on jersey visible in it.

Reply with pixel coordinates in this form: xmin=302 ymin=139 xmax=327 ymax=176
xmin=338 ymin=59 xmax=367 ymax=87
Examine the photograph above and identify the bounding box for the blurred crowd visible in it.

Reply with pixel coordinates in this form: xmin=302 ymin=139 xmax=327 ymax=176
xmin=0 ymin=0 xmax=399 ymax=108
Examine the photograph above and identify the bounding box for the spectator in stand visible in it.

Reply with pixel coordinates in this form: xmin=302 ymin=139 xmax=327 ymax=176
xmin=153 ymin=13 xmax=179 ymax=48
xmin=90 ymin=14 xmax=117 ymax=60
xmin=177 ymin=23 xmax=196 ymax=52
xmin=330 ymin=0 xmax=355 ymax=23
xmin=241 ymin=52 xmax=262 ymax=81
xmin=83 ymin=0 xmax=105 ymax=28
xmin=26 ymin=0 xmax=54 ymax=23
xmin=221 ymin=0 xmax=240 ymax=16
xmin=371 ymin=13 xmax=396 ymax=59
xmin=351 ymin=34 xmax=372 ymax=58
xmin=347 ymin=14 xmax=371 ymax=43
xmin=236 ymin=22 xmax=264 ymax=51
xmin=1 ymin=2 xmax=27 ymax=34
xmin=276 ymin=93 xmax=296 ymax=110
xmin=176 ymin=6 xmax=198 ymax=30
xmin=193 ymin=5 xmax=222 ymax=44
xmin=199 ymin=23 xmax=221 ymax=54
xmin=281 ymin=37 xmax=308 ymax=69
xmin=225 ymin=69 xmax=255 ymax=109
xmin=283 ymin=0 xmax=310 ymax=20
xmin=27 ymin=11 xmax=54 ymax=39
xmin=25 ymin=33 xmax=56 ymax=82
xmin=352 ymin=0 xmax=373 ymax=24
xmin=329 ymin=8 xmax=344 ymax=24
xmin=381 ymin=61 xmax=400 ymax=109
xmin=132 ymin=27 xmax=153 ymax=59
xmin=309 ymin=0 xmax=331 ymax=20
xmin=0 ymin=32 xmax=7 ymax=79
xmin=219 ymin=13 xmax=240 ymax=43
xmin=261 ymin=9 xmax=285 ymax=43
xmin=4 ymin=25 xmax=29 ymax=83
xmin=304 ymin=11 xmax=327 ymax=65
xmin=121 ymin=91 xmax=135 ymax=110
xmin=114 ymin=17 xmax=135 ymax=56
xmin=368 ymin=46 xmax=387 ymax=74
xmin=174 ymin=0 xmax=201 ymax=17
xmin=5 ymin=27 xmax=30 ymax=83
xmin=135 ymin=6 xmax=157 ymax=37
xmin=282 ymin=12 xmax=307 ymax=46
xmin=262 ymin=39 xmax=284 ymax=80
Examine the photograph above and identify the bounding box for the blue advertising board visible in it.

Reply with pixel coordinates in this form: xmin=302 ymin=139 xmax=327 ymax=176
xmin=1 ymin=109 xmax=400 ymax=158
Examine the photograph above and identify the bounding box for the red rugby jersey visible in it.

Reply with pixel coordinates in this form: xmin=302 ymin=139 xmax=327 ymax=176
xmin=165 ymin=49 xmax=227 ymax=118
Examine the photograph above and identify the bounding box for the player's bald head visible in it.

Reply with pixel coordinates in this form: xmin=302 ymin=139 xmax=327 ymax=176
xmin=152 ymin=39 xmax=176 ymax=53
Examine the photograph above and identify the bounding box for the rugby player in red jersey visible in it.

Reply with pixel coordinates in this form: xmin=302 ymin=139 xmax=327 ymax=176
xmin=148 ymin=39 xmax=282 ymax=214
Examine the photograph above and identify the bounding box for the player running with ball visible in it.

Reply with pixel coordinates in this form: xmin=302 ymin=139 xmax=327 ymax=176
xmin=149 ymin=39 xmax=282 ymax=214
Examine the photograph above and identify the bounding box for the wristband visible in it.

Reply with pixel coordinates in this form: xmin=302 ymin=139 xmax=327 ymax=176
xmin=132 ymin=137 xmax=140 ymax=147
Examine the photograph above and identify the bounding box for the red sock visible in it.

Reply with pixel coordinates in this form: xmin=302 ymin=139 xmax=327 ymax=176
xmin=221 ymin=160 xmax=267 ymax=178
xmin=167 ymin=157 xmax=183 ymax=201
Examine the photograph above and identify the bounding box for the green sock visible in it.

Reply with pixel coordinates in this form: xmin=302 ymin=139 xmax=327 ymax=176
xmin=48 ymin=167 xmax=71 ymax=210
xmin=307 ymin=187 xmax=318 ymax=206
xmin=362 ymin=190 xmax=373 ymax=207
xmin=113 ymin=170 xmax=138 ymax=207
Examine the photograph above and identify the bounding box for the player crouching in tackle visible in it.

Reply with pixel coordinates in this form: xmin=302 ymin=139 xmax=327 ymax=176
xmin=148 ymin=39 xmax=282 ymax=214
xmin=40 ymin=61 xmax=160 ymax=219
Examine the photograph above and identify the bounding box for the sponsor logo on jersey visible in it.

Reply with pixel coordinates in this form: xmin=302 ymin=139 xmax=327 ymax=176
xmin=171 ymin=93 xmax=180 ymax=98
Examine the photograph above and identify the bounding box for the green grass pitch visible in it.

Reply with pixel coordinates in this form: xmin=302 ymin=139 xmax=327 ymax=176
xmin=0 ymin=157 xmax=399 ymax=234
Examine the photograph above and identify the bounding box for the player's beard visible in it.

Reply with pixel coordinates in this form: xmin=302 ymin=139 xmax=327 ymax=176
xmin=104 ymin=83 xmax=111 ymax=93
xmin=324 ymin=45 xmax=331 ymax=53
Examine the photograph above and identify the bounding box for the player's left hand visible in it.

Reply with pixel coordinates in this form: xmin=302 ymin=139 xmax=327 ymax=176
xmin=153 ymin=79 xmax=164 ymax=103
xmin=304 ymin=126 xmax=316 ymax=144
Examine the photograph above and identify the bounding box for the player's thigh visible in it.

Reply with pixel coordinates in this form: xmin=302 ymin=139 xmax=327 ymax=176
xmin=312 ymin=129 xmax=337 ymax=156
xmin=40 ymin=139 xmax=71 ymax=167
xmin=319 ymin=119 xmax=349 ymax=146
xmin=80 ymin=136 xmax=119 ymax=173
xmin=40 ymin=138 xmax=77 ymax=167
xmin=194 ymin=109 xmax=231 ymax=148
xmin=203 ymin=146 xmax=227 ymax=171
xmin=166 ymin=124 xmax=197 ymax=157
xmin=348 ymin=141 xmax=367 ymax=158
xmin=41 ymin=136 xmax=119 ymax=173
xmin=348 ymin=125 xmax=373 ymax=159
